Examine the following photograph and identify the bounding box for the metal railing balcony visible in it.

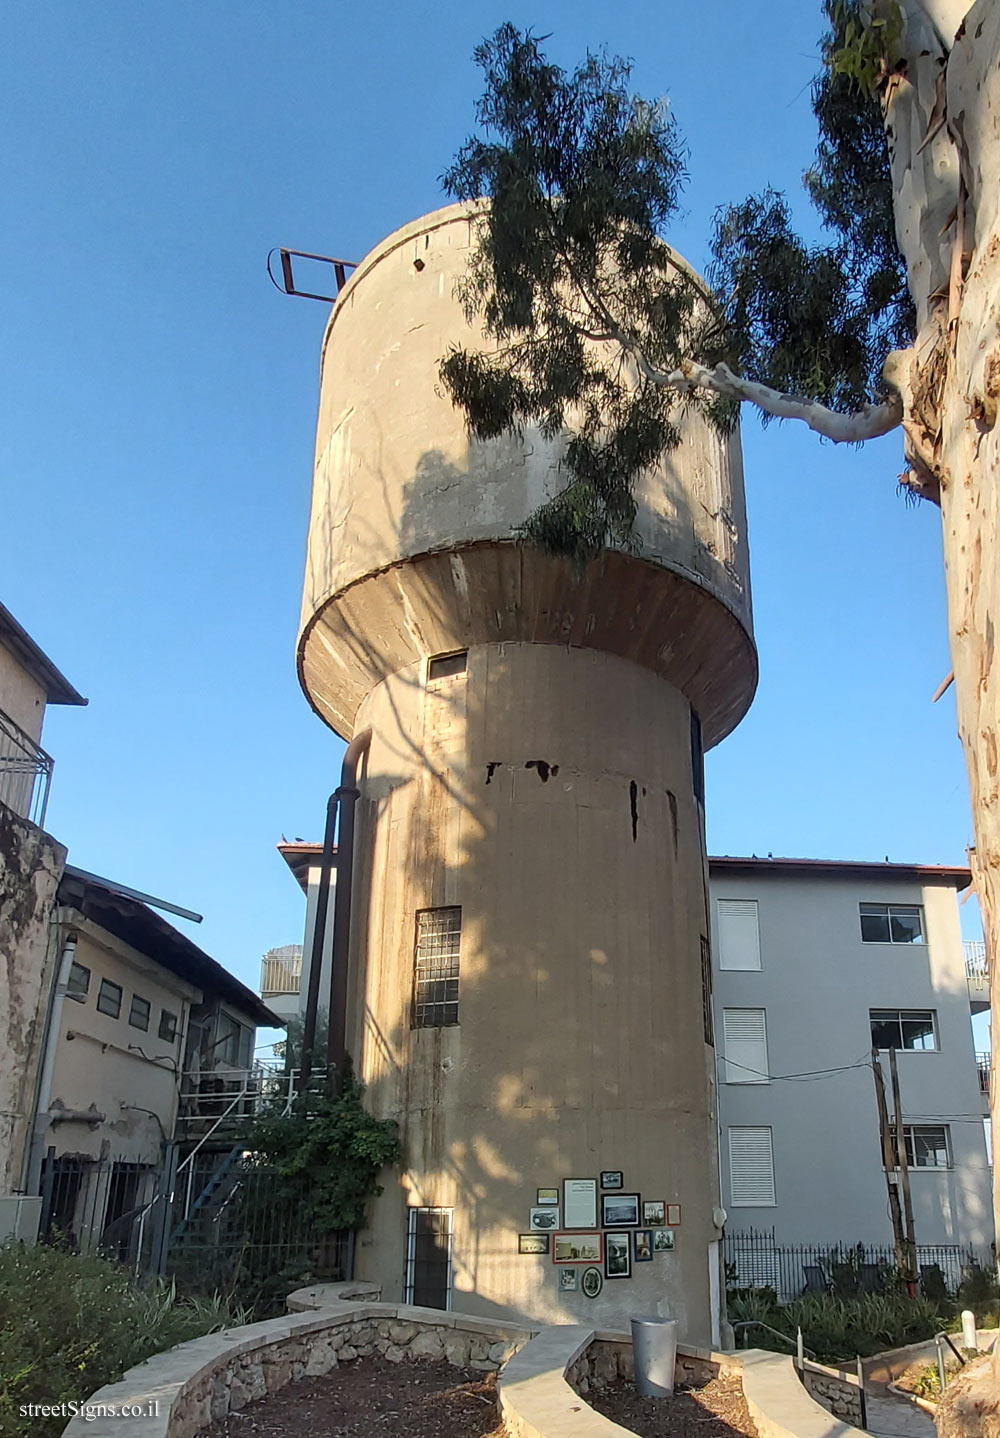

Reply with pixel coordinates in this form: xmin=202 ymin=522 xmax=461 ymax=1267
xmin=0 ymin=705 xmax=53 ymax=826
xmin=965 ymin=940 xmax=989 ymax=984
xmin=260 ymin=949 xmax=302 ymax=997
xmin=976 ymin=1052 xmax=991 ymax=1095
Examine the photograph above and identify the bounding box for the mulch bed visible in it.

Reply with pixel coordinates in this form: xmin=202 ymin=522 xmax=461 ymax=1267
xmin=201 ymin=1357 xmax=504 ymax=1437
xmin=202 ymin=1357 xmax=758 ymax=1438
xmin=589 ymin=1372 xmax=759 ymax=1438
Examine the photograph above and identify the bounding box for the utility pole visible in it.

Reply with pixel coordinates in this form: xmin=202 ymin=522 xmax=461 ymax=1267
xmin=889 ymin=1045 xmax=918 ymax=1293
xmin=871 ymin=1048 xmax=908 ymax=1282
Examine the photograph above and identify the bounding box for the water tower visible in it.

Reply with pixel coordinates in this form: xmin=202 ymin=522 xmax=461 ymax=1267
xmin=297 ymin=203 xmax=756 ymax=1342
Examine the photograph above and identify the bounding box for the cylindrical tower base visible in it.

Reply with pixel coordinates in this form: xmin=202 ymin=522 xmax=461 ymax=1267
xmin=346 ymin=640 xmax=721 ymax=1341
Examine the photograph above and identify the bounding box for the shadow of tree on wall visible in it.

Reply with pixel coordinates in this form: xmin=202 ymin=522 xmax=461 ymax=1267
xmin=314 ymin=417 xmax=728 ymax=1341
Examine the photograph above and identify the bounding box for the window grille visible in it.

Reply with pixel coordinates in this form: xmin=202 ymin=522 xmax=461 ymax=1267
xmin=413 ymin=907 xmax=461 ymax=1028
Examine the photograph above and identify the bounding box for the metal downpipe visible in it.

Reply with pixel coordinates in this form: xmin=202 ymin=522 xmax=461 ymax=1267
xmin=326 ymin=728 xmax=372 ymax=1080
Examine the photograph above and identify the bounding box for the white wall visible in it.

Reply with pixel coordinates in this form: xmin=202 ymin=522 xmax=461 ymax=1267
xmin=711 ymin=869 xmax=993 ymax=1253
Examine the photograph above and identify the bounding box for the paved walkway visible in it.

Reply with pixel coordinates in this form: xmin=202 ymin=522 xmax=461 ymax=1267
xmin=864 ymin=1389 xmax=936 ymax=1438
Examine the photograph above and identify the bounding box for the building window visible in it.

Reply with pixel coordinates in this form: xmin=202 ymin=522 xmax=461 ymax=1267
xmin=729 ymin=1127 xmax=776 ymax=1206
xmin=700 ymin=936 xmax=714 ymax=1046
xmin=722 ymin=1008 xmax=769 ymax=1083
xmin=215 ymin=1012 xmax=252 ymax=1067
xmin=412 ymin=907 xmax=461 ymax=1028
xmin=870 ymin=1009 xmax=938 ymax=1052
xmin=404 ymin=1207 xmax=453 ymax=1309
xmin=66 ymin=962 xmax=91 ymax=1003
xmin=128 ymin=995 xmax=151 ymax=1031
xmin=690 ymin=709 xmax=705 ymax=805
xmin=888 ymin=1124 xmax=952 ymax=1170
xmin=96 ymin=978 xmax=123 ymax=1019
xmin=428 ymin=650 xmax=467 ymax=682
xmin=159 ymin=1009 xmax=179 ymax=1043
xmin=717 ymin=899 xmax=761 ymax=971
xmin=860 ymin=903 xmax=925 ymax=944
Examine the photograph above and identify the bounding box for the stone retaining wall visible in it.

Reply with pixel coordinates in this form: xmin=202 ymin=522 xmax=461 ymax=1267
xmin=62 ymin=1302 xmax=534 ymax=1438
xmin=565 ymin=1335 xmax=722 ymax=1395
xmin=798 ymin=1360 xmax=865 ymax=1426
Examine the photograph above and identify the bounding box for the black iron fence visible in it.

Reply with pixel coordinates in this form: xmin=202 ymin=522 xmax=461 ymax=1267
xmin=37 ymin=1150 xmax=351 ymax=1312
xmin=164 ymin=1158 xmax=351 ymax=1309
xmin=38 ymin=1153 xmax=160 ymax=1271
xmin=725 ymin=1227 xmax=995 ymax=1304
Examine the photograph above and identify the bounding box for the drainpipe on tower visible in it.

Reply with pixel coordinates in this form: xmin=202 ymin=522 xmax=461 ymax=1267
xmin=326 ymin=728 xmax=372 ymax=1083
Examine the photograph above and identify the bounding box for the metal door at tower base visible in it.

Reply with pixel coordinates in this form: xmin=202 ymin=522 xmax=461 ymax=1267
xmin=405 ymin=1206 xmax=453 ymax=1310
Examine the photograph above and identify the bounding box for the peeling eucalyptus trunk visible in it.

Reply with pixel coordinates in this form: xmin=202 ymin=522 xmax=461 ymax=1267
xmin=886 ymin=0 xmax=1000 ymax=1424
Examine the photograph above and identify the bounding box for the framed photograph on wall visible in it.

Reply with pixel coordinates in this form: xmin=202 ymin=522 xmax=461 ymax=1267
xmin=563 ymin=1178 xmax=598 ymax=1229
xmin=518 ymin=1233 xmax=550 ymax=1255
xmin=601 ymin=1192 xmax=640 ymax=1227
xmin=643 ymin=1200 xmax=665 ymax=1225
xmin=559 ymin=1267 xmax=578 ymax=1292
xmin=633 ymin=1228 xmax=653 ymax=1262
xmin=536 ymin=1188 xmax=559 ymax=1206
xmin=600 ymin=1171 xmax=623 ymax=1190
xmin=581 ymin=1266 xmax=603 ymax=1298
xmin=653 ymin=1228 xmax=675 ymax=1252
xmin=529 ymin=1207 xmax=559 ymax=1231
xmin=605 ymin=1231 xmax=631 ymax=1279
xmin=553 ymin=1232 xmax=602 ymax=1265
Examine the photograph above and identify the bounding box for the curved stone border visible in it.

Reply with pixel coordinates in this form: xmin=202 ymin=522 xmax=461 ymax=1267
xmin=61 ymin=1301 xmax=534 ymax=1438
xmin=741 ymin=1351 xmax=867 ymax=1438
xmin=499 ymin=1324 xmax=740 ymax=1438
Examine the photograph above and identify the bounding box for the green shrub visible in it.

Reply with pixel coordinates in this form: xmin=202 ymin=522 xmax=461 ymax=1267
xmin=0 ymin=1243 xmax=244 ymax=1438
xmin=727 ymin=1286 xmax=939 ymax=1362
xmin=957 ymin=1260 xmax=1000 ymax=1318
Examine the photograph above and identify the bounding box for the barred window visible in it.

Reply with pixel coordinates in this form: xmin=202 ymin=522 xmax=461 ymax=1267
xmin=413 ymin=907 xmax=461 ymax=1028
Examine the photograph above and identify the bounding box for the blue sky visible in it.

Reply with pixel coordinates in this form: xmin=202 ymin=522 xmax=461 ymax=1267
xmin=1 ymin=1 xmax=980 ymax=1015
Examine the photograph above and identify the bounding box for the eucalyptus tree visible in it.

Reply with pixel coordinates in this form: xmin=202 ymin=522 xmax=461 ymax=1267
xmin=441 ymin=8 xmax=1000 ymax=1418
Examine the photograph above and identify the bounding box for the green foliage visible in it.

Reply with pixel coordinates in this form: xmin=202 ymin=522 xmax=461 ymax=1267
xmin=728 ymin=1285 xmax=938 ymax=1362
xmin=709 ymin=4 xmax=913 ymax=418
xmin=957 ymin=1259 xmax=1000 ymax=1314
xmin=826 ymin=0 xmax=903 ymax=93
xmin=0 ymin=1242 xmax=244 ymax=1438
xmin=442 ymin=11 xmax=914 ymax=559
xmin=440 ymin=24 xmax=734 ymax=562
xmin=246 ymin=1062 xmax=400 ymax=1233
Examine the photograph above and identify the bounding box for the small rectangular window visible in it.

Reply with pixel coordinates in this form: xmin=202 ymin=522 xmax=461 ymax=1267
xmin=96 ymin=979 xmax=123 ymax=1019
xmin=128 ymin=995 xmax=151 ymax=1031
xmin=700 ymin=936 xmax=714 ymax=1046
xmin=722 ymin=1008 xmax=769 ymax=1083
xmin=888 ymin=1124 xmax=951 ymax=1170
xmin=66 ymin=962 xmax=91 ymax=1003
xmin=413 ymin=907 xmax=461 ymax=1028
xmin=158 ymin=1009 xmax=178 ymax=1043
xmin=729 ymin=1126 xmax=776 ymax=1206
xmin=860 ymin=903 xmax=924 ymax=944
xmin=428 ymin=650 xmax=467 ymax=682
xmin=870 ymin=1009 xmax=938 ymax=1051
xmin=690 ymin=709 xmax=704 ymax=805
xmin=717 ymin=899 xmax=761 ymax=971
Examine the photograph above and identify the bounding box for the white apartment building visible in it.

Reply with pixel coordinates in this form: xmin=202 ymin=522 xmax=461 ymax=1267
xmin=711 ymin=856 xmax=993 ymax=1272
xmin=268 ymin=844 xmax=994 ymax=1287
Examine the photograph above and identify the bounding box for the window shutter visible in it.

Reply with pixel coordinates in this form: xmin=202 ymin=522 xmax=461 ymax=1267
xmin=722 ymin=1008 xmax=769 ymax=1083
xmin=729 ymin=1127 xmax=776 ymax=1206
xmin=717 ymin=899 xmax=761 ymax=970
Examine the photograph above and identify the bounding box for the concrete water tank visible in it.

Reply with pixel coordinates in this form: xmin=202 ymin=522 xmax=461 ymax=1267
xmin=298 ymin=202 xmax=756 ymax=1342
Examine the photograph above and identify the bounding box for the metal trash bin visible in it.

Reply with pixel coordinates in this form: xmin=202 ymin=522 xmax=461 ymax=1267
xmin=631 ymin=1316 xmax=678 ymax=1398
